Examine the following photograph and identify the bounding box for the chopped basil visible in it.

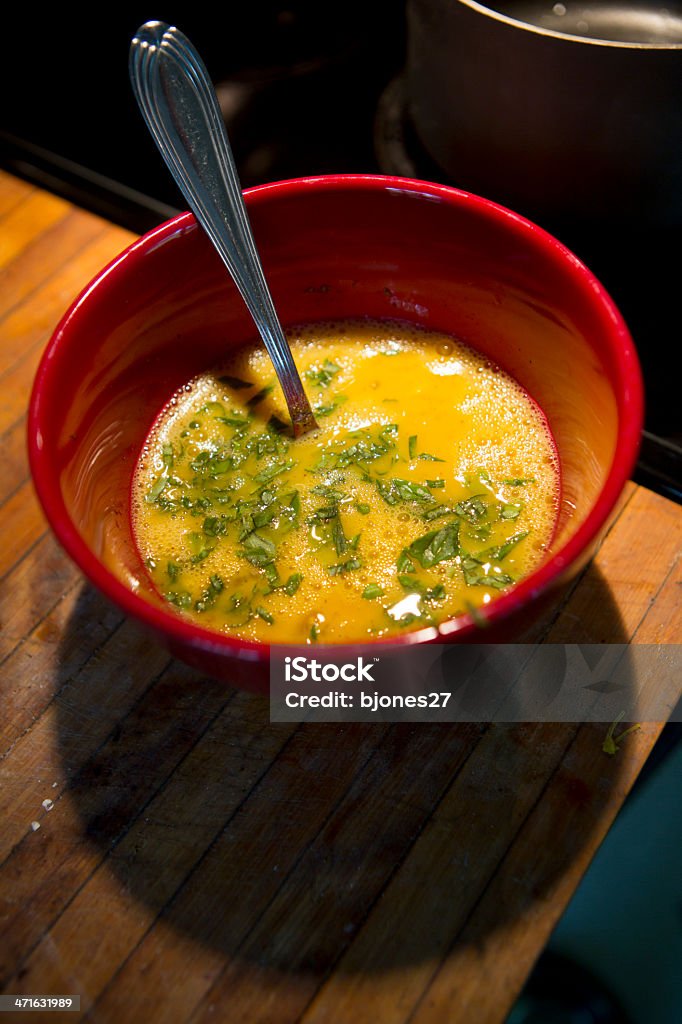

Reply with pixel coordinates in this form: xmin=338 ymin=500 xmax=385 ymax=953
xmin=333 ymin=518 xmax=349 ymax=556
xmin=314 ymin=394 xmax=348 ymax=417
xmin=146 ymin=476 xmax=168 ymax=503
xmin=328 ymin=557 xmax=362 ymax=575
xmin=195 ymin=574 xmax=225 ymax=612
xmin=461 ymin=555 xmax=514 ymax=589
xmin=376 ymin=477 xmax=434 ymax=506
xmin=422 ymin=504 xmax=456 ymax=522
xmin=240 ymin=531 xmax=276 ymax=567
xmin=484 ymin=531 xmax=529 ymax=561
xmin=305 ymin=359 xmax=340 ymax=388
xmin=397 ymin=549 xmax=416 ymax=573
xmin=454 ymin=495 xmax=489 ymax=523
xmin=307 ymin=505 xmax=340 ymax=524
xmin=202 ymin=516 xmax=229 ymax=537
xmin=283 ymin=573 xmax=303 ymax=596
xmin=407 ymin=521 xmax=460 ymax=568
xmin=254 ymin=460 xmax=294 ymax=484
xmin=362 ymin=583 xmax=384 ymax=599
xmin=246 ymin=384 xmax=275 ymax=407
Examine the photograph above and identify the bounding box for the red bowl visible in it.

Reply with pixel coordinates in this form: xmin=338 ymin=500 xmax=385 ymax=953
xmin=27 ymin=175 xmax=643 ymax=690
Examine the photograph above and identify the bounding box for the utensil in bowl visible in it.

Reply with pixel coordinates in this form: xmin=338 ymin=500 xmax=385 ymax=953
xmin=129 ymin=20 xmax=318 ymax=437
xmin=27 ymin=175 xmax=643 ymax=691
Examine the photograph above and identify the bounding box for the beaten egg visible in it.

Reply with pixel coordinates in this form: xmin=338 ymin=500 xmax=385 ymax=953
xmin=131 ymin=320 xmax=559 ymax=643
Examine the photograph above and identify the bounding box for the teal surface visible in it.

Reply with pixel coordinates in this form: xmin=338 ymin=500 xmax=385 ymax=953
xmin=548 ymin=737 xmax=682 ymax=1023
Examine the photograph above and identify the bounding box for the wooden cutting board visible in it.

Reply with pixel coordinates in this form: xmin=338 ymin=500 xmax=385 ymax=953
xmin=0 ymin=169 xmax=680 ymax=1024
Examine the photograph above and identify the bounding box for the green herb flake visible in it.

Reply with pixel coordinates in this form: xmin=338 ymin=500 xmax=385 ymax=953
xmin=333 ymin=518 xmax=349 ymax=556
xmin=426 ymin=479 xmax=445 ymax=489
xmin=254 ymin=460 xmax=294 ymax=485
xmin=256 ymin=606 xmax=275 ymax=625
xmin=203 ymin=516 xmax=228 ymax=537
xmin=355 ymin=502 xmax=371 ymax=515
xmin=283 ymin=573 xmax=303 ymax=596
xmin=454 ymin=496 xmax=489 ymax=523
xmin=397 ymin=549 xmax=416 ymax=573
xmin=190 ymin=548 xmax=213 ymax=565
xmin=146 ymin=477 xmax=168 ymax=503
xmin=500 ymin=503 xmax=522 ymax=520
xmin=314 ymin=394 xmax=348 ymax=417
xmin=305 ymin=359 xmax=341 ymax=388
xmin=201 ymin=401 xmax=226 ymax=417
xmin=217 ymin=414 xmax=251 ymax=428
xmin=376 ymin=477 xmax=434 ymax=506
xmin=246 ymin=384 xmax=275 ymax=408
xmin=409 ymin=435 xmax=418 ymax=459
xmin=264 ymin=562 xmax=281 ymax=588
xmin=461 ymin=556 xmax=514 ymax=590
xmin=602 ymin=712 xmax=641 ymax=755
xmin=328 ymin=557 xmax=362 ymax=575
xmin=422 ymin=504 xmax=456 ymax=522
xmin=485 ymin=531 xmax=529 ymax=561
xmin=240 ymin=531 xmax=276 ymax=567
xmin=407 ymin=521 xmax=460 ymax=569
xmin=362 ymin=583 xmax=384 ymax=600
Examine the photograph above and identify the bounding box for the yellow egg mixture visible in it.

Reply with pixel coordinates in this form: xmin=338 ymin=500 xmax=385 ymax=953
xmin=131 ymin=320 xmax=559 ymax=643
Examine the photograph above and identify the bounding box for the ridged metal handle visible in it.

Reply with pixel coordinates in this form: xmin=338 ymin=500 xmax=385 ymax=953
xmin=129 ymin=21 xmax=317 ymax=437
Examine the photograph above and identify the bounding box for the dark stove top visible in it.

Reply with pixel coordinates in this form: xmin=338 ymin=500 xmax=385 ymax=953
xmin=2 ymin=6 xmax=405 ymax=227
xmin=2 ymin=6 xmax=679 ymax=499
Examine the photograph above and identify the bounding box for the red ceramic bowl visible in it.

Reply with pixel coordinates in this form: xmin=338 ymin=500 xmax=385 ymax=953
xmin=28 ymin=175 xmax=643 ymax=690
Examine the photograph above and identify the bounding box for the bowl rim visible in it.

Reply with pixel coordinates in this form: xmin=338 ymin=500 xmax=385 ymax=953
xmin=27 ymin=173 xmax=644 ymax=660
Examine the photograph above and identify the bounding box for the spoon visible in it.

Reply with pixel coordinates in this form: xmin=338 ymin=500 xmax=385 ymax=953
xmin=129 ymin=21 xmax=318 ymax=437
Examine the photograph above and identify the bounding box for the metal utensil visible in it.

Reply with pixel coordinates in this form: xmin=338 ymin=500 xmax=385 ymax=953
xmin=129 ymin=20 xmax=318 ymax=437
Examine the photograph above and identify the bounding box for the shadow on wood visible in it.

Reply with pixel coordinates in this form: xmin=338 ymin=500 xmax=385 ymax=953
xmin=50 ymin=571 xmax=630 ymax=993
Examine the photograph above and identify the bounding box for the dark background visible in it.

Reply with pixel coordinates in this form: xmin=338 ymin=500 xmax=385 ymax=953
xmin=2 ymin=3 xmax=679 ymax=498
xmin=2 ymin=5 xmax=406 ymax=225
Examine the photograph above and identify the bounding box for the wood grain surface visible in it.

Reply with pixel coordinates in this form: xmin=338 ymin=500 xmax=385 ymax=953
xmin=0 ymin=170 xmax=680 ymax=1024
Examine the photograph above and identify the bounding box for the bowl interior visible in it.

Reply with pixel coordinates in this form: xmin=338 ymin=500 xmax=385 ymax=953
xmin=29 ymin=177 xmax=639 ymax=660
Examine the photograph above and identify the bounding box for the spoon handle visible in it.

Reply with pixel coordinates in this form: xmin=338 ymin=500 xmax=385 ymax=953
xmin=129 ymin=21 xmax=317 ymax=436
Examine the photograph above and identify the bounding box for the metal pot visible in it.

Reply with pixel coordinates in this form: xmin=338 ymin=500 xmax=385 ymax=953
xmin=406 ymin=0 xmax=682 ymax=224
